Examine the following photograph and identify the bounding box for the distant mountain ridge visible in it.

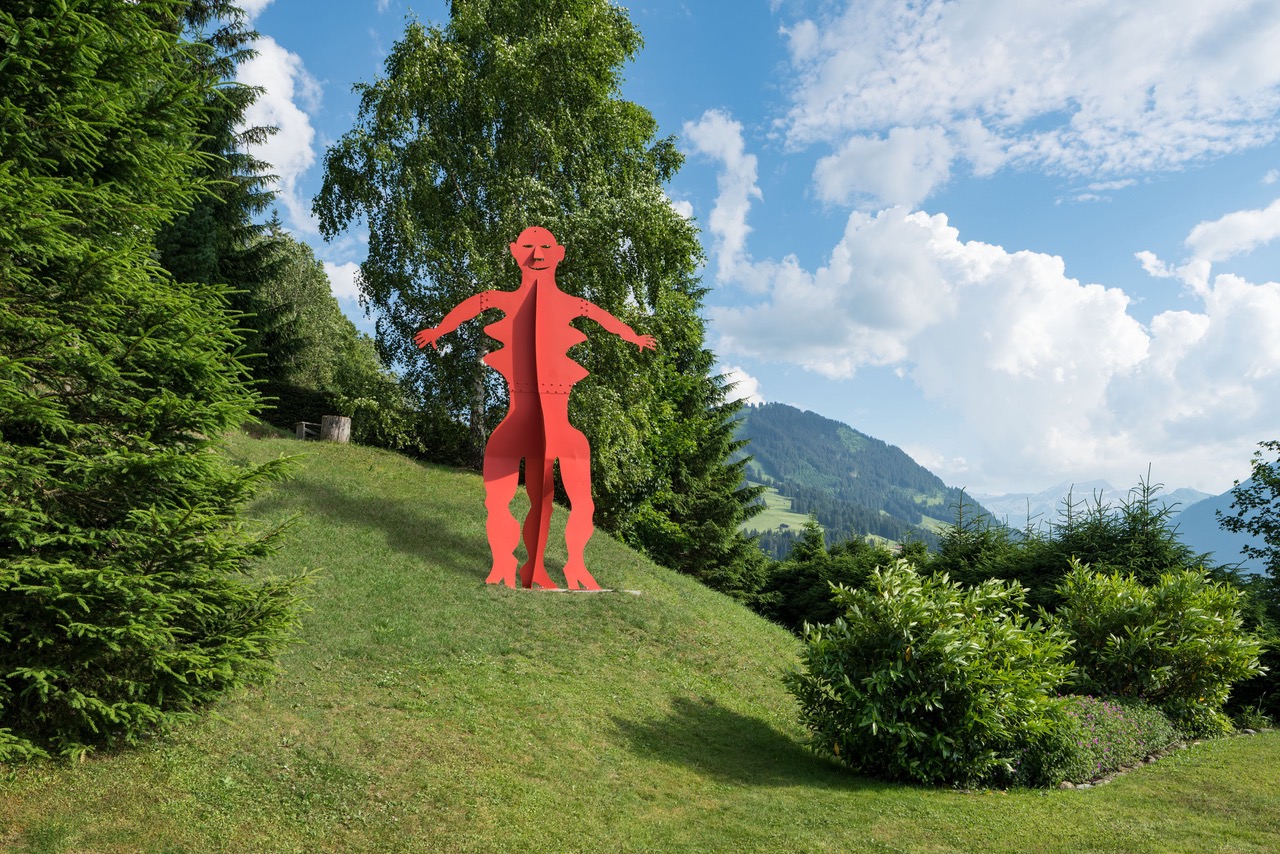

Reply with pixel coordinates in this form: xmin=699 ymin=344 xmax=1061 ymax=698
xmin=735 ymin=402 xmax=986 ymax=555
xmin=974 ymin=481 xmax=1214 ymax=533
xmin=976 ymin=479 xmax=1269 ymax=575
xmin=1172 ymin=482 xmax=1268 ymax=574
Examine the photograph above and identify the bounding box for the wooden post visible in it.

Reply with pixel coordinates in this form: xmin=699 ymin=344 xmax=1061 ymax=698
xmin=320 ymin=415 xmax=351 ymax=443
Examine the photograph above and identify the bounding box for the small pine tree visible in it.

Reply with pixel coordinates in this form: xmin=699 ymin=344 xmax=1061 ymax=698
xmin=0 ymin=0 xmax=304 ymax=760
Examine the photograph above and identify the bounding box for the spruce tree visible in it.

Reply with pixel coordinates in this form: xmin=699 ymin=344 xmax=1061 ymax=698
xmin=155 ymin=0 xmax=294 ymax=385
xmin=0 ymin=0 xmax=303 ymax=760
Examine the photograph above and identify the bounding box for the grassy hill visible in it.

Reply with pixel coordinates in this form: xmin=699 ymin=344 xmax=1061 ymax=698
xmin=3 ymin=431 xmax=1280 ymax=852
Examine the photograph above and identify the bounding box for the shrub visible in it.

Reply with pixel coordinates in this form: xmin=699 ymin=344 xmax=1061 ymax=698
xmin=786 ymin=561 xmax=1073 ymax=787
xmin=1054 ymin=695 xmax=1180 ymax=783
xmin=1055 ymin=560 xmax=1265 ymax=737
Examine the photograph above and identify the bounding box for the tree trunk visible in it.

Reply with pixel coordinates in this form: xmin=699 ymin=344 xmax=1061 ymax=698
xmin=469 ymin=345 xmax=489 ymax=468
xmin=320 ymin=415 xmax=351 ymax=443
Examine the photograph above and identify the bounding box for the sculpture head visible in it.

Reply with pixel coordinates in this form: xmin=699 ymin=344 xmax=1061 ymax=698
xmin=510 ymin=226 xmax=565 ymax=272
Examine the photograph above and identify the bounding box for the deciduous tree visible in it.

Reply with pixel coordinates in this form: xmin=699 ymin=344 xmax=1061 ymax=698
xmin=314 ymin=0 xmax=764 ymax=593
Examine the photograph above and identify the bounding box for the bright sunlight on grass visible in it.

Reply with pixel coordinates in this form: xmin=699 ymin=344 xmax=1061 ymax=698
xmin=2 ymin=431 xmax=1279 ymax=852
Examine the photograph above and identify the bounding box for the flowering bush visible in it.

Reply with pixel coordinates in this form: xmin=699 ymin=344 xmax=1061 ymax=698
xmin=1053 ymin=695 xmax=1180 ymax=783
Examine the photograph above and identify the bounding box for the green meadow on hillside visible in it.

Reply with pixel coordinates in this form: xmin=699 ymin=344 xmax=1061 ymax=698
xmin=2 ymin=432 xmax=1279 ymax=853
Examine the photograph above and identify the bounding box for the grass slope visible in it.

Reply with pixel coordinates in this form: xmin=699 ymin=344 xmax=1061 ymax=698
xmin=3 ymin=432 xmax=1279 ymax=853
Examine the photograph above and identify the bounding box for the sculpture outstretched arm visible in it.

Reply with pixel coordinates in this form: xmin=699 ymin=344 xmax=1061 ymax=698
xmin=415 ymin=291 xmax=508 ymax=349
xmin=579 ymin=300 xmax=656 ymax=351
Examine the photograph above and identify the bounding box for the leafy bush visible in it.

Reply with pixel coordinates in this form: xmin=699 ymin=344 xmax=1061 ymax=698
xmin=1055 ymin=561 xmax=1265 ymax=737
xmin=1054 ymin=695 xmax=1180 ymax=783
xmin=786 ymin=561 xmax=1073 ymax=787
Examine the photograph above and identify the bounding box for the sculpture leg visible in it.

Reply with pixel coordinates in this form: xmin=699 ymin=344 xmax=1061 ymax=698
xmin=518 ymin=455 xmax=557 ymax=589
xmin=544 ymin=395 xmax=599 ymax=591
xmin=482 ymin=419 xmax=525 ymax=588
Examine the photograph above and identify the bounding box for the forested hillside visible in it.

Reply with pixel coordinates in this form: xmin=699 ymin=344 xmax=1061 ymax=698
xmin=736 ymin=403 xmax=986 ymax=556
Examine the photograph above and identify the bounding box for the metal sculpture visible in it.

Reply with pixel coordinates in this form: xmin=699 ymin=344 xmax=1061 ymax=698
xmin=414 ymin=227 xmax=655 ymax=590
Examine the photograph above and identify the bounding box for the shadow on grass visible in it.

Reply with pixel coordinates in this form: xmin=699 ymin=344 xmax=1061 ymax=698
xmin=613 ymin=695 xmax=877 ymax=790
xmin=271 ymin=476 xmax=493 ymax=582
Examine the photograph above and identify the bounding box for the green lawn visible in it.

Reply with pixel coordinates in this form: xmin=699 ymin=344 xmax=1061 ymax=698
xmin=3 ymin=431 xmax=1279 ymax=852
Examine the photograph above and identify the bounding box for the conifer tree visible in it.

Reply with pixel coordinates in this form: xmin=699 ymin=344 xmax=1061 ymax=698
xmin=155 ymin=0 xmax=293 ymax=384
xmin=0 ymin=0 xmax=303 ymax=760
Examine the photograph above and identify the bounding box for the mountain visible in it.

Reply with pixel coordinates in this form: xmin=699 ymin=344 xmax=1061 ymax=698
xmin=974 ymin=481 xmax=1214 ymax=533
xmin=1174 ymin=482 xmax=1268 ymax=574
xmin=735 ymin=402 xmax=987 ymax=556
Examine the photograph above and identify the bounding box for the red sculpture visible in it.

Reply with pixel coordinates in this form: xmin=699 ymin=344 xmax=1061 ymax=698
xmin=415 ymin=227 xmax=655 ymax=590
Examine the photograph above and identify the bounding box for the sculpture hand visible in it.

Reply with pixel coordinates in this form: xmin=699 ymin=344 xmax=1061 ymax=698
xmin=633 ymin=334 xmax=657 ymax=351
xmin=414 ymin=328 xmax=440 ymax=350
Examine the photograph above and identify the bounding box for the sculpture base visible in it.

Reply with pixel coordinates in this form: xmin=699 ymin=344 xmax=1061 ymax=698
xmin=528 ymin=587 xmax=642 ymax=595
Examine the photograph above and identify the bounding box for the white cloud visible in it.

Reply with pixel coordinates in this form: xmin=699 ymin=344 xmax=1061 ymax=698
xmin=238 ymin=0 xmax=275 ymax=19
xmin=700 ymin=118 xmax=1280 ymax=491
xmin=236 ymin=36 xmax=321 ymax=233
xmin=1265 ymin=169 xmax=1279 ymax=184
xmin=683 ymin=110 xmax=762 ymax=286
xmin=1139 ymin=196 xmax=1280 ymax=297
xmin=721 ymin=365 xmax=764 ymax=405
xmin=1185 ymin=197 xmax=1280 ymax=263
xmin=812 ymin=126 xmax=953 ymax=208
xmin=323 ymin=261 xmax=362 ymax=301
xmin=781 ymin=0 xmax=1280 ymax=203
xmin=668 ymin=198 xmax=694 ymax=221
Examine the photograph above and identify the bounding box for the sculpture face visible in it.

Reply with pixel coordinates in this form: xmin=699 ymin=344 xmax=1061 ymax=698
xmin=510 ymin=226 xmax=565 ymax=271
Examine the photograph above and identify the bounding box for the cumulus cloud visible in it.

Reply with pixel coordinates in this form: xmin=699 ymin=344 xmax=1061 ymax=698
xmin=323 ymin=261 xmax=363 ymax=301
xmin=683 ymin=110 xmax=763 ymax=286
xmin=238 ymin=0 xmax=275 ymax=18
xmin=1138 ymin=195 xmax=1280 ymax=297
xmin=720 ymin=365 xmax=764 ymax=405
xmin=668 ymin=197 xmax=694 ymax=221
xmin=781 ymin=0 xmax=1280 ymax=204
xmin=700 ymin=113 xmax=1280 ymax=490
xmin=812 ymin=126 xmax=953 ymax=208
xmin=236 ymin=36 xmax=322 ymax=233
xmin=1185 ymin=197 xmax=1280 ymax=263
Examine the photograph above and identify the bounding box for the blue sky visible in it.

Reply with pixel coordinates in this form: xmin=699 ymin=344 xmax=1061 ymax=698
xmin=235 ymin=0 xmax=1280 ymax=496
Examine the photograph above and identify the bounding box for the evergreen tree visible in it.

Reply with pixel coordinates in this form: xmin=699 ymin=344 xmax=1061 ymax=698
xmin=314 ymin=0 xmax=765 ymax=592
xmin=756 ymin=519 xmax=901 ymax=632
xmin=155 ymin=0 xmax=293 ymax=384
xmin=0 ymin=0 xmax=304 ymax=760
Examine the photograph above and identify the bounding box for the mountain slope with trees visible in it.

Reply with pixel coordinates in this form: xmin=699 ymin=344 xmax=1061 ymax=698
xmin=735 ymin=403 xmax=985 ymax=556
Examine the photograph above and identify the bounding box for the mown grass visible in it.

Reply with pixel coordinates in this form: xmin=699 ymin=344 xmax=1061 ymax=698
xmin=2 ymin=432 xmax=1279 ymax=852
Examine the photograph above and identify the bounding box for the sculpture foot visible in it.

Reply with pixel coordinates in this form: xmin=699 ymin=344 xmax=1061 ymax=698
xmin=519 ymin=562 xmax=559 ymax=590
xmin=485 ymin=562 xmax=518 ymax=588
xmin=563 ymin=564 xmax=601 ymax=591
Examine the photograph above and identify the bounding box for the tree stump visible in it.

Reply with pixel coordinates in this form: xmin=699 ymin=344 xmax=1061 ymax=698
xmin=320 ymin=415 xmax=351 ymax=443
